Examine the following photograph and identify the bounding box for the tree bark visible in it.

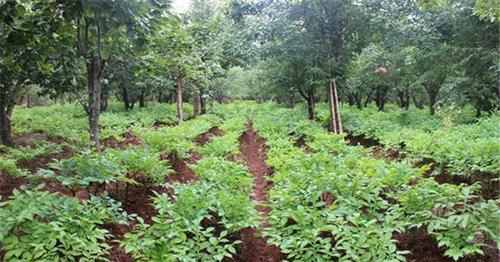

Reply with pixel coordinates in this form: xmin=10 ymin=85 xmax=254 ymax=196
xmin=139 ymin=89 xmax=146 ymax=108
xmin=100 ymin=87 xmax=109 ymax=112
xmin=0 ymin=97 xmax=14 ymax=146
xmin=87 ymin=53 xmax=103 ymax=152
xmin=200 ymin=88 xmax=207 ymax=115
xmin=364 ymin=90 xmax=374 ymax=108
xmin=177 ymin=76 xmax=184 ymax=121
xmin=412 ymin=95 xmax=423 ymax=109
xmin=152 ymin=91 xmax=157 ymax=106
xmin=327 ymin=80 xmax=343 ymax=134
xmin=355 ymin=94 xmax=362 ymax=109
xmin=326 ymin=81 xmax=337 ymax=133
xmin=122 ymin=85 xmax=130 ymax=111
xmin=306 ymin=89 xmax=315 ymax=120
xmin=193 ymin=87 xmax=201 ymax=117
xmin=429 ymin=93 xmax=437 ymax=115
xmin=332 ymin=79 xmax=343 ymax=133
xmin=375 ymin=86 xmax=388 ymax=111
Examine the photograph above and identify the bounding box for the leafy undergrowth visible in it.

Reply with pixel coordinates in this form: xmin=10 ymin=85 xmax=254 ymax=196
xmin=0 ymin=101 xmax=498 ymax=261
xmin=316 ymin=103 xmax=500 ymax=200
xmin=253 ymin=103 xmax=499 ymax=261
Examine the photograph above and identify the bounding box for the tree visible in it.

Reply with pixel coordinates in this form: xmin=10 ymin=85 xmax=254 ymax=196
xmin=59 ymin=0 xmax=158 ymax=151
xmin=0 ymin=0 xmax=67 ymax=146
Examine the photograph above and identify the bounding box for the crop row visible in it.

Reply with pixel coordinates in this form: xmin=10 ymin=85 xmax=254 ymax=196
xmin=252 ymin=102 xmax=498 ymax=261
xmin=316 ymin=104 xmax=500 ymax=179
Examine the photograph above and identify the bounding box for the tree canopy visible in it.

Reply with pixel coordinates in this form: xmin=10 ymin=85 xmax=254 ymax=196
xmin=0 ymin=0 xmax=498 ymax=147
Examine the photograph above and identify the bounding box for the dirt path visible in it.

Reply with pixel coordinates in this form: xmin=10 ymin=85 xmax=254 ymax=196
xmin=237 ymin=122 xmax=283 ymax=262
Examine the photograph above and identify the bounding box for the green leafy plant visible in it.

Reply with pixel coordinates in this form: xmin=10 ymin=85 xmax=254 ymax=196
xmin=0 ymin=187 xmax=128 ymax=261
xmin=121 ymin=184 xmax=259 ymax=261
xmin=34 ymin=151 xmax=129 ymax=196
xmin=107 ymin=147 xmax=172 ymax=187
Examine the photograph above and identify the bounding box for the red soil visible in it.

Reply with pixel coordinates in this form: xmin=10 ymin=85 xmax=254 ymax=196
xmin=195 ymin=126 xmax=225 ymax=146
xmin=394 ymin=227 xmax=454 ymax=262
xmin=434 ymin=172 xmax=499 ymax=201
xmin=0 ymin=172 xmax=26 ymax=200
xmin=13 ymin=131 xmax=64 ymax=146
xmin=419 ymin=160 xmax=499 ymax=200
xmin=345 ymin=132 xmax=380 ymax=147
xmin=394 ymin=227 xmax=499 ymax=262
xmin=319 ymin=192 xmax=335 ymax=208
xmin=0 ymin=147 xmax=73 ymax=200
xmin=237 ymin=123 xmax=283 ymax=262
xmin=161 ymin=152 xmax=199 ymax=183
xmin=103 ymin=223 xmax=134 ymax=262
xmin=371 ymin=147 xmax=402 ymax=160
xmin=102 ymin=130 xmax=141 ymax=149
xmin=152 ymin=120 xmax=177 ymax=129
xmin=17 ymin=148 xmax=73 ymax=173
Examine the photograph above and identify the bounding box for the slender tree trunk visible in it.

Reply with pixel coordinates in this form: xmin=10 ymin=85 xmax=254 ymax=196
xmin=429 ymin=95 xmax=436 ymax=115
xmin=170 ymin=92 xmax=176 ymax=104
xmin=412 ymin=95 xmax=423 ymax=109
xmin=139 ymin=89 xmax=146 ymax=108
xmin=355 ymin=94 xmax=362 ymax=109
xmin=87 ymin=54 xmax=102 ymax=152
xmin=326 ymin=81 xmax=337 ymax=133
xmin=404 ymin=90 xmax=410 ymax=110
xmin=332 ymin=79 xmax=343 ymax=133
xmin=364 ymin=90 xmax=374 ymax=108
xmin=428 ymin=91 xmax=437 ymax=115
xmin=306 ymin=89 xmax=315 ymax=120
xmin=347 ymin=94 xmax=355 ymax=106
xmin=177 ymin=76 xmax=184 ymax=121
xmin=100 ymin=88 xmax=109 ymax=112
xmin=152 ymin=91 xmax=157 ymax=106
xmin=193 ymin=87 xmax=201 ymax=117
xmin=122 ymin=86 xmax=130 ymax=111
xmin=200 ymin=88 xmax=207 ymax=115
xmin=375 ymin=87 xmax=387 ymax=111
xmin=0 ymin=98 xmax=14 ymax=146
xmin=158 ymin=90 xmax=163 ymax=103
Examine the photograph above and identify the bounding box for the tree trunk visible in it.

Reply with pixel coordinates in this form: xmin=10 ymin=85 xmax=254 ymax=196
xmin=193 ymin=88 xmax=201 ymax=117
xmin=326 ymin=81 xmax=337 ymax=133
xmin=0 ymin=98 xmax=14 ymax=146
xmin=139 ymin=89 xmax=146 ymax=108
xmin=355 ymin=94 xmax=362 ymax=109
xmin=332 ymin=80 xmax=343 ymax=133
xmin=100 ymin=88 xmax=109 ymax=112
xmin=429 ymin=100 xmax=436 ymax=115
xmin=177 ymin=76 xmax=184 ymax=121
xmin=200 ymin=88 xmax=207 ymax=115
xmin=412 ymin=95 xmax=423 ymax=109
xmin=152 ymin=91 xmax=157 ymax=106
xmin=364 ymin=90 xmax=374 ymax=108
xmin=428 ymin=92 xmax=437 ymax=115
xmin=375 ymin=86 xmax=387 ymax=111
xmin=170 ymin=92 xmax=176 ymax=104
xmin=306 ymin=89 xmax=315 ymax=120
xmin=404 ymin=90 xmax=410 ymax=110
xmin=122 ymin=86 xmax=130 ymax=111
xmin=87 ymin=54 xmax=102 ymax=152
